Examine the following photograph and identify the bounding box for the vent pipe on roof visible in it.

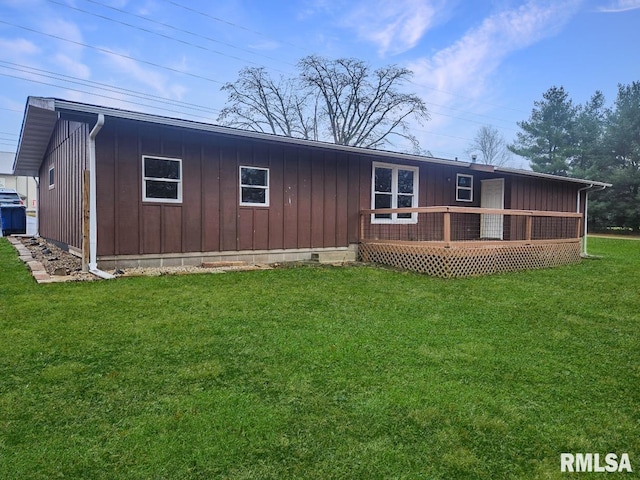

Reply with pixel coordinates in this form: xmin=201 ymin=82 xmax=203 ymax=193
xmin=88 ymin=114 xmax=114 ymax=279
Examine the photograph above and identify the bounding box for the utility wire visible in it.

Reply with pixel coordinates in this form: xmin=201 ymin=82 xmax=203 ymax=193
xmin=0 ymin=61 xmax=221 ymax=116
xmin=79 ymin=0 xmax=296 ymax=70
xmin=0 ymin=71 xmax=220 ymax=122
xmin=161 ymin=0 xmax=308 ymax=54
xmin=158 ymin=0 xmax=528 ymax=117
xmin=46 ymin=0 xmax=269 ymax=69
xmin=0 ymin=19 xmax=225 ymax=85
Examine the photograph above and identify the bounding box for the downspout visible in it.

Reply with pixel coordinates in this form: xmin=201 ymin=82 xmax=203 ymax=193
xmin=88 ymin=114 xmax=115 ymax=279
xmin=577 ymin=184 xmax=593 ymax=256
xmin=32 ymin=176 xmax=39 ymax=237
xmin=577 ymin=184 xmax=607 ymax=256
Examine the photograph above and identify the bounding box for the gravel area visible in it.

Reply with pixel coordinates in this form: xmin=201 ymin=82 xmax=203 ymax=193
xmin=19 ymin=237 xmax=95 ymax=281
xmin=18 ymin=237 xmax=271 ymax=280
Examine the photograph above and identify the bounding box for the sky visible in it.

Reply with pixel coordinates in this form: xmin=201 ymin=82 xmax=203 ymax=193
xmin=1 ymin=0 xmax=639 ymax=170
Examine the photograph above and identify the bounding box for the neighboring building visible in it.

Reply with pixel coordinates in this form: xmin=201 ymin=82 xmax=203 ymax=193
xmin=0 ymin=151 xmax=38 ymax=211
xmin=13 ymin=97 xmax=610 ymax=277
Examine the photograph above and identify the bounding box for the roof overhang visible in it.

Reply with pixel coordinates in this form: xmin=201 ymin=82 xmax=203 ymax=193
xmin=13 ymin=97 xmax=611 ymax=190
xmin=495 ymin=166 xmax=612 ymax=189
xmin=13 ymin=98 xmax=59 ymax=176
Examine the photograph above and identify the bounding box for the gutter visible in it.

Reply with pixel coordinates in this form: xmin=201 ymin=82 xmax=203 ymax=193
xmin=88 ymin=114 xmax=115 ymax=280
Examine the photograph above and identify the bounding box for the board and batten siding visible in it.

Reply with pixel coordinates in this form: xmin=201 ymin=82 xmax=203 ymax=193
xmin=37 ymin=116 xmax=587 ymax=259
xmin=507 ymin=175 xmax=581 ymax=212
xmin=94 ymin=119 xmax=371 ymax=257
xmin=38 ymin=120 xmax=88 ymax=251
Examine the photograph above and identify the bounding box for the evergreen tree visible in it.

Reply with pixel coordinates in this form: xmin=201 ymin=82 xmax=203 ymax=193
xmin=593 ymin=82 xmax=640 ymax=231
xmin=509 ymin=86 xmax=578 ymax=176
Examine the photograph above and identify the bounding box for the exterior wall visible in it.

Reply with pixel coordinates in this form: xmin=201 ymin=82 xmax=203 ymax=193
xmin=38 ymin=120 xmax=88 ymax=250
xmin=89 ymin=117 xmax=586 ymax=261
xmin=506 ymin=175 xmax=581 ymax=212
xmin=94 ymin=119 xmax=371 ymax=258
xmin=506 ymin=175 xmax=584 ymax=239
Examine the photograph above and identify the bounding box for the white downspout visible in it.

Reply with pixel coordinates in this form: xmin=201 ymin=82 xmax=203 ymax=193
xmin=88 ymin=114 xmax=115 ymax=279
xmin=32 ymin=176 xmax=39 ymax=237
xmin=577 ymin=184 xmax=593 ymax=256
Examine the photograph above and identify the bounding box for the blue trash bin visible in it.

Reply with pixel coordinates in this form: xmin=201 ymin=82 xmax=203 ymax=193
xmin=0 ymin=206 xmax=27 ymax=236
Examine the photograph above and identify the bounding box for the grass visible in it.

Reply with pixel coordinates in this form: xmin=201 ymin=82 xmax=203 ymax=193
xmin=0 ymin=237 xmax=638 ymax=479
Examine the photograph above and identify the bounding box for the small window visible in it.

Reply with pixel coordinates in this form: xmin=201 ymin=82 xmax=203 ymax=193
xmin=240 ymin=166 xmax=269 ymax=206
xmin=142 ymin=156 xmax=182 ymax=203
xmin=456 ymin=174 xmax=473 ymax=202
xmin=48 ymin=166 xmax=55 ymax=190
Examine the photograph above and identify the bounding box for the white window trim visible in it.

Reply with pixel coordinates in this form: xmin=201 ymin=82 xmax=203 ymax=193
xmin=142 ymin=155 xmax=182 ymax=203
xmin=239 ymin=166 xmax=270 ymax=207
xmin=456 ymin=173 xmax=473 ymax=202
xmin=371 ymin=162 xmax=419 ymax=224
xmin=48 ymin=166 xmax=55 ymax=190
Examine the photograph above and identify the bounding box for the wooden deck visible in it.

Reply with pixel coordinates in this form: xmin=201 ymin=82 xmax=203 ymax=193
xmin=359 ymin=207 xmax=583 ymax=277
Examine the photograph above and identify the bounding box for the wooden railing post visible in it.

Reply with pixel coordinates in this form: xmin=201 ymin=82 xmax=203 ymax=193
xmin=576 ymin=215 xmax=583 ymax=240
xmin=360 ymin=212 xmax=365 ymax=242
xmin=443 ymin=211 xmax=451 ymax=246
xmin=525 ymin=214 xmax=532 ymax=243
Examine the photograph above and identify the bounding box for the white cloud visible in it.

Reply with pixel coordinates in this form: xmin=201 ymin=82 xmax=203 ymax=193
xmin=100 ymin=48 xmax=186 ymax=99
xmin=248 ymin=40 xmax=282 ymax=51
xmin=404 ymin=0 xmax=582 ymax=159
xmin=52 ymin=53 xmax=91 ymax=79
xmin=342 ymin=0 xmax=443 ymax=56
xmin=41 ymin=18 xmax=85 ymax=52
xmin=409 ymin=1 xmax=581 ymax=109
xmin=0 ymin=38 xmax=40 ymax=58
xmin=598 ymin=0 xmax=640 ymax=12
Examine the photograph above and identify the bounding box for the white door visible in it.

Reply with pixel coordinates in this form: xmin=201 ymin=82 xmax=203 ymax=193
xmin=480 ymin=179 xmax=505 ymax=239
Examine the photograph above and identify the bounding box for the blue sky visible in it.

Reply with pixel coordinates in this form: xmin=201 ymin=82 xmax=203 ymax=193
xmin=1 ymin=0 xmax=639 ymax=169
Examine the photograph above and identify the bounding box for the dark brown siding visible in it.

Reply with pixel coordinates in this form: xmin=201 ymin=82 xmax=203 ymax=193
xmin=94 ymin=119 xmax=372 ymax=256
xmin=39 ymin=120 xmax=88 ymax=250
xmin=508 ymin=175 xmax=580 ymax=212
xmin=86 ymin=116 xmax=587 ymax=257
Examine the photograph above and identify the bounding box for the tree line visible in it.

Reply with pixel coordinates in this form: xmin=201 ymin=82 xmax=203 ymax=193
xmin=218 ymin=56 xmax=638 ymax=232
xmin=509 ymin=83 xmax=640 ymax=232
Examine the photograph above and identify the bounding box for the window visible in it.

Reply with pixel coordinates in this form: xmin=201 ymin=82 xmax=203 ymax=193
xmin=142 ymin=156 xmax=182 ymax=203
xmin=456 ymin=174 xmax=473 ymax=202
xmin=48 ymin=166 xmax=55 ymax=190
xmin=371 ymin=163 xmax=418 ymax=223
xmin=240 ymin=166 xmax=269 ymax=206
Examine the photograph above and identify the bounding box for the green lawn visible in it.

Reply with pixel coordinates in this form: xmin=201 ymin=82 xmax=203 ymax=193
xmin=0 ymin=237 xmax=638 ymax=479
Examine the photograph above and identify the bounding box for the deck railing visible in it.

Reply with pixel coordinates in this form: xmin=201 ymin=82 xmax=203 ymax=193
xmin=360 ymin=206 xmax=582 ymax=247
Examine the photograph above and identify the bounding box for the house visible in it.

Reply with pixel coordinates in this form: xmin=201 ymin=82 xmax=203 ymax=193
xmin=13 ymin=97 xmax=610 ymax=277
xmin=0 ymin=151 xmax=38 ymax=212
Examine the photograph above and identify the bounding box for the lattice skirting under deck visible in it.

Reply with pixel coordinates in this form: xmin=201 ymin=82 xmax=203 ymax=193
xmin=358 ymin=241 xmax=582 ymax=278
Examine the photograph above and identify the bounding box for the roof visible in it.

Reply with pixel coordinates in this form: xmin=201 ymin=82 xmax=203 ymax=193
xmin=14 ymin=97 xmax=611 ymax=189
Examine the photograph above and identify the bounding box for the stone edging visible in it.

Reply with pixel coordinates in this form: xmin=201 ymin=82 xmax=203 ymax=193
xmin=6 ymin=236 xmax=66 ymax=284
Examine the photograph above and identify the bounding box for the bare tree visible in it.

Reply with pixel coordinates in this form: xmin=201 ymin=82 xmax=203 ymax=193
xmin=466 ymin=125 xmax=512 ymax=167
xmin=217 ymin=56 xmax=430 ymax=152
xmin=298 ymin=56 xmax=429 ymax=151
xmin=217 ymin=67 xmax=316 ymax=139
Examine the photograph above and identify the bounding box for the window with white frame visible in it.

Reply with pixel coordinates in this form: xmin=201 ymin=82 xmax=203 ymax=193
xmin=240 ymin=166 xmax=269 ymax=206
xmin=142 ymin=156 xmax=182 ymax=202
xmin=48 ymin=166 xmax=55 ymax=190
xmin=371 ymin=163 xmax=418 ymax=223
xmin=456 ymin=174 xmax=473 ymax=202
